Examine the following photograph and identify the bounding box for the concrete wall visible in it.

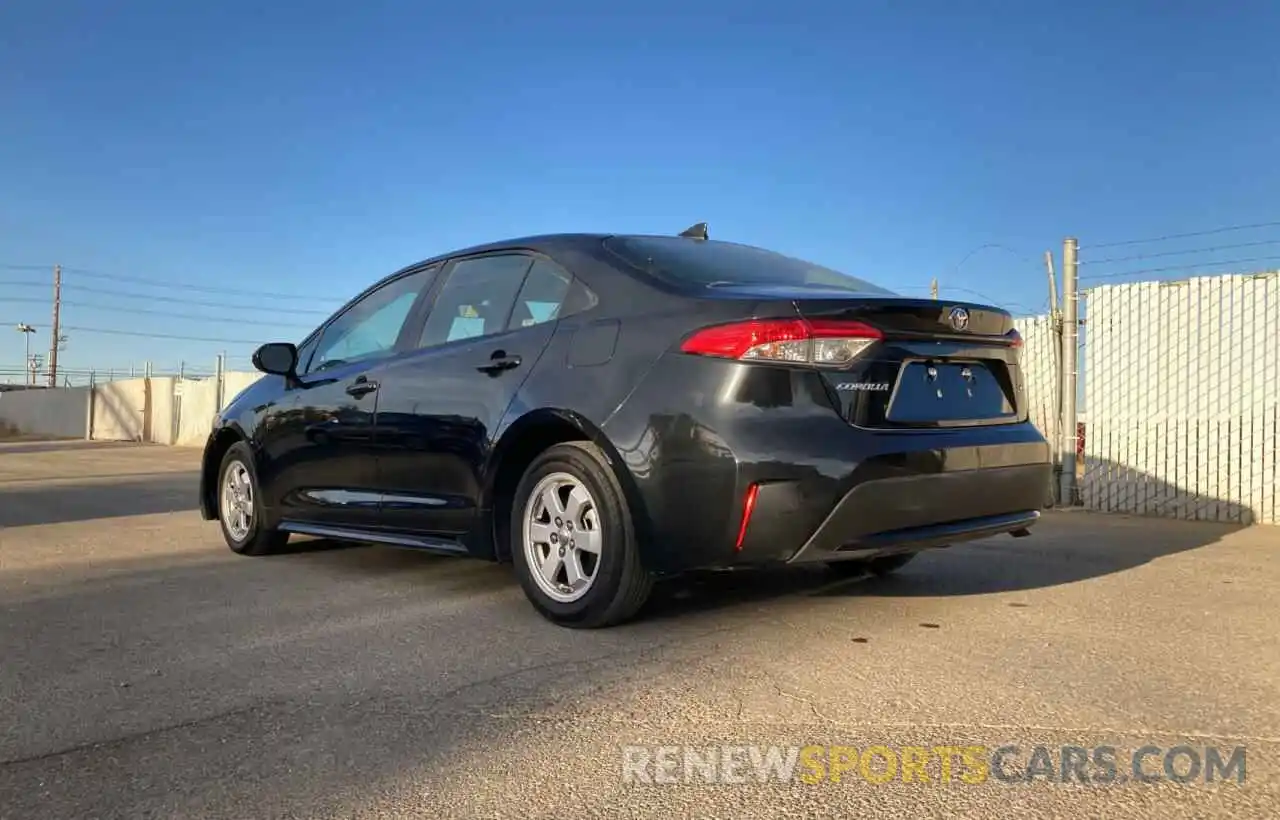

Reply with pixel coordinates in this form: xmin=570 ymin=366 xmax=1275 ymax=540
xmin=222 ymin=372 xmax=262 ymax=405
xmin=0 ymin=387 xmax=91 ymax=438
xmin=2 ymin=370 xmax=262 ymax=446
xmin=175 ymin=377 xmax=222 ymax=446
xmin=90 ymin=379 xmax=148 ymax=441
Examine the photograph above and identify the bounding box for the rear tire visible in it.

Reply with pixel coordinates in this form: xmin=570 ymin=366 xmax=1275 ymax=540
xmin=217 ymin=442 xmax=289 ymax=556
xmin=826 ymin=551 xmax=920 ymax=578
xmin=510 ymin=441 xmax=652 ymax=628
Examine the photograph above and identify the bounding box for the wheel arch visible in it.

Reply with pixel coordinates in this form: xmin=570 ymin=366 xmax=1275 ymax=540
xmin=200 ymin=422 xmax=250 ymax=520
xmin=481 ymin=408 xmax=651 ymax=564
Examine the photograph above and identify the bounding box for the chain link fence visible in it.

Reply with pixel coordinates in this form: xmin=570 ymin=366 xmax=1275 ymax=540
xmin=1018 ymin=270 xmax=1279 ymax=524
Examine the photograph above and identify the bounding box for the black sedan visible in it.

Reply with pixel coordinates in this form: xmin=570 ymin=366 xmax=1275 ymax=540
xmin=200 ymin=224 xmax=1052 ymax=628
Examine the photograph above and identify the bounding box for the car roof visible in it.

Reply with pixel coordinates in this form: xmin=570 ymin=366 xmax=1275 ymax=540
xmin=395 ymin=233 xmax=614 ymax=273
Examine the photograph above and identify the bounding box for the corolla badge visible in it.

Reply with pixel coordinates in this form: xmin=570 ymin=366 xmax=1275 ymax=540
xmin=948 ymin=306 xmax=970 ymax=331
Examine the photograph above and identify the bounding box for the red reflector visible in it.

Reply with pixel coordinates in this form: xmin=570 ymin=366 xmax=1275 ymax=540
xmin=680 ymin=318 xmax=883 ymax=360
xmin=734 ymin=483 xmax=761 ymax=551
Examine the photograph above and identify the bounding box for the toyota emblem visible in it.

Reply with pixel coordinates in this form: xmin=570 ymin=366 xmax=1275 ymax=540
xmin=948 ymin=306 xmax=970 ymax=331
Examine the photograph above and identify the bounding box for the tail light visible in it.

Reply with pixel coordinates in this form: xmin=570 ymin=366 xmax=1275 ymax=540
xmin=680 ymin=318 xmax=883 ymax=367
xmin=1005 ymin=329 xmax=1023 ymax=348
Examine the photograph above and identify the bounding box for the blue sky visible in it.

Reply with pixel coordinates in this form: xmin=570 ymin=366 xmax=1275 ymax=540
xmin=3 ymin=0 xmax=1279 ymax=376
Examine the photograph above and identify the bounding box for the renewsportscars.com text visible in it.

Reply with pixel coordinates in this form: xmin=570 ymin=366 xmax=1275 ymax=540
xmin=621 ymin=744 xmax=1246 ymax=786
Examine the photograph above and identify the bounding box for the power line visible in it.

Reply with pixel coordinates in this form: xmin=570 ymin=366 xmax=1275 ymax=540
xmin=1079 ymin=255 xmax=1280 ymax=281
xmin=61 ymin=283 xmax=331 ymax=315
xmin=3 ymin=262 xmax=351 ymax=302
xmin=1079 ymin=238 xmax=1280 ymax=266
xmin=60 ymin=325 xmax=276 ymax=345
xmin=61 ymin=266 xmax=350 ymax=302
xmin=1083 ymin=220 xmax=1280 ymax=250
xmin=5 ymin=298 xmax=317 ymax=328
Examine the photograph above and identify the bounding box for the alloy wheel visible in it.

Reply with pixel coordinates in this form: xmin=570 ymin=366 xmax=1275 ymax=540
xmin=522 ymin=471 xmax=603 ymax=603
xmin=220 ymin=460 xmax=254 ymax=542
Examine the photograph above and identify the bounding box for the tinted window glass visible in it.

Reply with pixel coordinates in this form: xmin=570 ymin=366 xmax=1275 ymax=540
xmin=419 ymin=255 xmax=533 ymax=347
xmin=295 ymin=332 xmax=320 ymax=375
xmin=507 ymin=260 xmax=573 ymax=330
xmin=308 ymin=267 xmax=435 ymax=373
xmin=604 ymin=236 xmax=895 ymax=295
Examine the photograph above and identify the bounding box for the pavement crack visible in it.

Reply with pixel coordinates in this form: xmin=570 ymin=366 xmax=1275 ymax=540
xmin=0 ymin=701 xmax=268 ymax=768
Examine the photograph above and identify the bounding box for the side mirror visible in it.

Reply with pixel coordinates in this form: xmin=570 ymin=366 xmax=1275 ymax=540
xmin=252 ymin=342 xmax=299 ymax=377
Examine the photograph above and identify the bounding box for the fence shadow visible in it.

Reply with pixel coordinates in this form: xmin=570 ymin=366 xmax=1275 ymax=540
xmin=0 ymin=441 xmax=137 ymax=456
xmin=0 ymin=473 xmax=201 ymax=527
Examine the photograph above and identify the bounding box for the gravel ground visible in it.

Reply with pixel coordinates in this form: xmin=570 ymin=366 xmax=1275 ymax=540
xmin=1 ymin=441 xmax=1276 ymax=818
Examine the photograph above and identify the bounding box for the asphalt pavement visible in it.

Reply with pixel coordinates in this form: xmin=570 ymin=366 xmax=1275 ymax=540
xmin=1 ymin=441 xmax=1277 ymax=818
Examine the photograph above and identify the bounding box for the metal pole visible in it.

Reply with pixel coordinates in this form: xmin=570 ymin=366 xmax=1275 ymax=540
xmin=1043 ymin=250 xmax=1059 ymax=316
xmin=216 ymin=352 xmax=226 ymax=409
xmin=23 ymin=330 xmax=31 ymax=385
xmin=48 ymin=265 xmax=61 ymax=387
xmin=1059 ymin=237 xmax=1079 ymax=505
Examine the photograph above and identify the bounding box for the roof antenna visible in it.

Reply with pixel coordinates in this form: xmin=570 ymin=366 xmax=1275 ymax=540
xmin=679 ymin=222 xmax=708 ymax=240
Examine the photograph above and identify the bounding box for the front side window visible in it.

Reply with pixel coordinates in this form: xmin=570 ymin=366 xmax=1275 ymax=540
xmin=307 ymin=266 xmax=436 ymax=373
xmin=418 ymin=254 xmax=533 ymax=348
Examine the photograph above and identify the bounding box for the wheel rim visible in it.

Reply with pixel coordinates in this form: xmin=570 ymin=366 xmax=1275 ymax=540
xmin=522 ymin=472 xmax=602 ymax=603
xmin=220 ymin=460 xmax=254 ymax=542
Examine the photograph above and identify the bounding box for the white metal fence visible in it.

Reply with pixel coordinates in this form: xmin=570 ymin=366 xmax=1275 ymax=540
xmin=1017 ymin=271 xmax=1280 ymax=525
xmin=1014 ymin=314 xmax=1060 ymax=454
xmin=1081 ymin=274 xmax=1279 ymax=524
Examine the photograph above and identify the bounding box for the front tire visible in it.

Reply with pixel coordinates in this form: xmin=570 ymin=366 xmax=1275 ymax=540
xmin=217 ymin=441 xmax=289 ymax=556
xmin=511 ymin=441 xmax=652 ymax=628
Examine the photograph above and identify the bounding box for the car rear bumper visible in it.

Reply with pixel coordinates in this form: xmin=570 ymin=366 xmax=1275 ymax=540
xmin=729 ymin=459 xmax=1051 ymax=567
xmin=601 ymin=354 xmax=1055 ymax=574
xmin=783 ymin=464 xmax=1045 ymax=564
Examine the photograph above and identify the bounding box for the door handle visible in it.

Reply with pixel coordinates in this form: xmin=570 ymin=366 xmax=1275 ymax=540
xmin=345 ymin=377 xmax=379 ymax=398
xmin=476 ymin=352 xmax=522 ymax=375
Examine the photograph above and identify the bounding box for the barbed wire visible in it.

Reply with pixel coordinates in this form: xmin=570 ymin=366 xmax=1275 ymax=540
xmin=1078 ymin=238 xmax=1280 ymax=266
xmin=1079 ymin=255 xmax=1280 ymax=281
xmin=1081 ymin=220 xmax=1280 ymax=250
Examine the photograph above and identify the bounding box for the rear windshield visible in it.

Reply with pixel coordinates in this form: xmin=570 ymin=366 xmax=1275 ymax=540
xmin=604 ymin=236 xmax=896 ymax=295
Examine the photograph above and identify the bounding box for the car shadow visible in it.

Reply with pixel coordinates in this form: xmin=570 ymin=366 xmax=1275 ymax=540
xmin=639 ymin=461 xmax=1252 ymax=622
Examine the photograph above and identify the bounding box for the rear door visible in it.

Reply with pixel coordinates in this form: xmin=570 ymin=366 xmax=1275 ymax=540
xmin=370 ymin=253 xmax=574 ymax=537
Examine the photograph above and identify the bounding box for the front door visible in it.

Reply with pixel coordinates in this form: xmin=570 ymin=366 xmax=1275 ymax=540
xmin=372 ymin=254 xmax=573 ymax=538
xmin=259 ymin=264 xmax=439 ymax=529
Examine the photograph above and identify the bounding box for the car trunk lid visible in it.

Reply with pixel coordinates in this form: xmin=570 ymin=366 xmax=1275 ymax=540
xmin=788 ymin=296 xmax=1024 ymax=429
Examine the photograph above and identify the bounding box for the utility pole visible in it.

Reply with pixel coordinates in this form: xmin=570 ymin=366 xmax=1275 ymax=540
xmin=15 ymin=324 xmax=37 ymax=385
xmin=48 ymin=265 xmax=62 ymax=387
xmin=930 ymin=278 xmax=939 ymax=299
xmin=1043 ymin=250 xmax=1059 ymax=316
xmin=216 ymin=351 xmax=226 ymax=409
xmin=1059 ymin=238 xmax=1079 ymax=506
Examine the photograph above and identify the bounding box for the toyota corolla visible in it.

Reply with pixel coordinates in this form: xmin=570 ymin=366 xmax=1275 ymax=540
xmin=200 ymin=224 xmax=1052 ymax=628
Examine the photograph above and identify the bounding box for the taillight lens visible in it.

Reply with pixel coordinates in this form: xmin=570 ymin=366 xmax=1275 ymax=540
xmin=1006 ymin=329 xmax=1023 ymax=348
xmin=680 ymin=318 xmax=883 ymax=367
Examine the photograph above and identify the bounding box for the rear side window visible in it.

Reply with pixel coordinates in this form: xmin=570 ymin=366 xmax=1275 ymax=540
xmin=418 ymin=254 xmax=533 ymax=347
xmin=507 ymin=259 xmax=574 ymax=330
xmin=604 ymin=236 xmax=895 ymax=295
